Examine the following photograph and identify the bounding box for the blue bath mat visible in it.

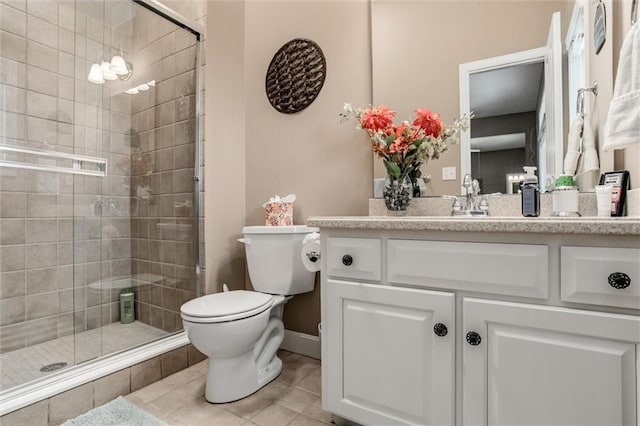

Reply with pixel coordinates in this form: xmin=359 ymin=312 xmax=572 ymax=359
xmin=62 ymin=396 xmax=167 ymax=426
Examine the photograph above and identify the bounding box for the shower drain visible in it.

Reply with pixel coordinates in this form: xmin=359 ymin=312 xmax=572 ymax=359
xmin=40 ymin=362 xmax=68 ymax=372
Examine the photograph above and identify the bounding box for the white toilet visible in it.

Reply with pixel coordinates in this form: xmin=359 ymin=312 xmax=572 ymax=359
xmin=180 ymin=225 xmax=318 ymax=403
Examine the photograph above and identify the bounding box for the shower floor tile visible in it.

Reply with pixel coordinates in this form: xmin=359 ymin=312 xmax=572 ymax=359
xmin=0 ymin=321 xmax=167 ymax=392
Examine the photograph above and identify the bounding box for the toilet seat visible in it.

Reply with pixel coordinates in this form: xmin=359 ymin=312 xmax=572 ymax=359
xmin=181 ymin=290 xmax=274 ymax=324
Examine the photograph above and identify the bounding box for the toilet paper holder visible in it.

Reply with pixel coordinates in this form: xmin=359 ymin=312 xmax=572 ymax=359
xmin=305 ymin=251 xmax=321 ymax=263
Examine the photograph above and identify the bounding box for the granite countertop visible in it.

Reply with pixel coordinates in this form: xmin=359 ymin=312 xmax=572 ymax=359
xmin=306 ymin=216 xmax=640 ymax=236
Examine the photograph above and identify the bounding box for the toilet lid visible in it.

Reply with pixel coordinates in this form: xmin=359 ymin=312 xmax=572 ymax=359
xmin=180 ymin=290 xmax=273 ymax=320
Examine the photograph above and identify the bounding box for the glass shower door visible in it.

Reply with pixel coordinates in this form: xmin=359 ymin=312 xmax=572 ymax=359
xmin=0 ymin=0 xmax=200 ymax=393
xmin=72 ymin=0 xmax=200 ymax=364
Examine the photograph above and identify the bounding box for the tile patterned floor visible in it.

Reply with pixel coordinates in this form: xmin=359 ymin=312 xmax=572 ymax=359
xmin=0 ymin=321 xmax=167 ymax=391
xmin=125 ymin=350 xmax=331 ymax=426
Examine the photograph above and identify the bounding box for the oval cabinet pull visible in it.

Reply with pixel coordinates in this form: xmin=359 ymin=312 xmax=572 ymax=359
xmin=342 ymin=254 xmax=353 ymax=266
xmin=608 ymin=272 xmax=631 ymax=289
xmin=433 ymin=323 xmax=448 ymax=337
xmin=466 ymin=331 xmax=481 ymax=346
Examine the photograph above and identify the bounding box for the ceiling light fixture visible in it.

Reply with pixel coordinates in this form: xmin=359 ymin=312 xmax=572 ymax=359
xmin=87 ymin=63 xmax=104 ymax=84
xmin=87 ymin=49 xmax=133 ymax=85
xmin=101 ymin=61 xmax=118 ymax=81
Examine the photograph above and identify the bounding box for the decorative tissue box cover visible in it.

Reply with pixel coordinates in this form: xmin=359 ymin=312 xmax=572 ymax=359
xmin=265 ymin=202 xmax=293 ymax=226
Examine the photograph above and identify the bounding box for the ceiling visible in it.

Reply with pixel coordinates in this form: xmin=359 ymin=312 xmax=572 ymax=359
xmin=471 ymin=133 xmax=526 ymax=152
xmin=469 ymin=62 xmax=544 ymax=118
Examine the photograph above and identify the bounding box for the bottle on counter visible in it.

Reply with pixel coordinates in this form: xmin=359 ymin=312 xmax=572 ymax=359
xmin=521 ymin=166 xmax=540 ymax=217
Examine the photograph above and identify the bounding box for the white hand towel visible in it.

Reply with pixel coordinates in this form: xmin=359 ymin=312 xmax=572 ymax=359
xmin=603 ymin=23 xmax=640 ymax=150
xmin=575 ymin=114 xmax=600 ymax=191
xmin=564 ymin=114 xmax=583 ymax=175
xmin=577 ymin=115 xmax=599 ymax=174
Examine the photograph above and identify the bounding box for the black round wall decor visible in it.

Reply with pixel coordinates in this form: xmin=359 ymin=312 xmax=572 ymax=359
xmin=265 ymin=38 xmax=326 ymax=114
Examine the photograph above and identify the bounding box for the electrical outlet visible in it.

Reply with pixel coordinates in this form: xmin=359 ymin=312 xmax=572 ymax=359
xmin=442 ymin=166 xmax=456 ymax=181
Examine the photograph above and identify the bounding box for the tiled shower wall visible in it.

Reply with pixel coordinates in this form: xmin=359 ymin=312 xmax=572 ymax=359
xmin=128 ymin=10 xmax=199 ymax=333
xmin=0 ymin=0 xmax=133 ymax=355
xmin=0 ymin=0 xmax=206 ymax=357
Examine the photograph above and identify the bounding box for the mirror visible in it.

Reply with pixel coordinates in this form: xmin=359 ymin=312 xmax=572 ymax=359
xmin=460 ymin=12 xmax=563 ymax=194
xmin=371 ymin=1 xmax=571 ymax=196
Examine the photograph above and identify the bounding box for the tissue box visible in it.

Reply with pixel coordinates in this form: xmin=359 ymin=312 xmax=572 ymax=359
xmin=265 ymin=201 xmax=293 ymax=226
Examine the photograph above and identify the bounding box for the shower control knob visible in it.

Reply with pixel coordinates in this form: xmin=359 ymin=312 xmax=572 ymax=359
xmin=342 ymin=255 xmax=353 ymax=266
xmin=466 ymin=331 xmax=481 ymax=346
xmin=608 ymin=272 xmax=631 ymax=289
xmin=433 ymin=323 xmax=448 ymax=337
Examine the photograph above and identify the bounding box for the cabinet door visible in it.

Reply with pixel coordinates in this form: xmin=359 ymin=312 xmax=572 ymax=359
xmin=463 ymin=298 xmax=640 ymax=426
xmin=325 ymin=280 xmax=454 ymax=425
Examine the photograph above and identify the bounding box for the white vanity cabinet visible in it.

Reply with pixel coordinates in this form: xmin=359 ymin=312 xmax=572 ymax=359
xmin=317 ymin=228 xmax=640 ymax=426
xmin=463 ymin=298 xmax=639 ymax=426
xmin=325 ymin=279 xmax=455 ymax=425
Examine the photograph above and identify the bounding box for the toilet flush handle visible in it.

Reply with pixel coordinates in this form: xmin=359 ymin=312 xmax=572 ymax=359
xmin=237 ymin=238 xmax=251 ymax=245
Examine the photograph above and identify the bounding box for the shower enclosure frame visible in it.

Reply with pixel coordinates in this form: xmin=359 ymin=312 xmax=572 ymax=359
xmin=0 ymin=0 xmax=204 ymax=415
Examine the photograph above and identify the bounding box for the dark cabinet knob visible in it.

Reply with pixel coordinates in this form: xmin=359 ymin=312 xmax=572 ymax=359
xmin=466 ymin=331 xmax=481 ymax=346
xmin=433 ymin=323 xmax=448 ymax=337
xmin=608 ymin=272 xmax=631 ymax=289
xmin=342 ymin=255 xmax=353 ymax=266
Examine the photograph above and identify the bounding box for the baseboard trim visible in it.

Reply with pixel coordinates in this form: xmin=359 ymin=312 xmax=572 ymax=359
xmin=280 ymin=329 xmax=320 ymax=360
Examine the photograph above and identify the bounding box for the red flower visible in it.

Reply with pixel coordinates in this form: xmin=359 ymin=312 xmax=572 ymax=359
xmin=360 ymin=106 xmax=396 ymax=132
xmin=394 ymin=123 xmax=407 ymax=139
xmin=413 ymin=108 xmax=443 ymax=137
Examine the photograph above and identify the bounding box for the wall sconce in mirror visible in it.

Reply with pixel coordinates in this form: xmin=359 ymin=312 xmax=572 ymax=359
xmin=87 ymin=49 xmax=133 ymax=85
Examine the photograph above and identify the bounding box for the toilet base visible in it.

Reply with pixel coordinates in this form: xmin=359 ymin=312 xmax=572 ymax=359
xmin=205 ymin=351 xmax=283 ymax=403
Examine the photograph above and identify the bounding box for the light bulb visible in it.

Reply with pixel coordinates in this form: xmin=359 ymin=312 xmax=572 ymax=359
xmin=101 ymin=61 xmax=117 ymax=81
xmin=109 ymin=55 xmax=129 ymax=75
xmin=88 ymin=63 xmax=104 ymax=84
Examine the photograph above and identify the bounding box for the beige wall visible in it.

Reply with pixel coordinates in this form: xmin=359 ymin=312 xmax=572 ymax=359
xmin=244 ymin=1 xmax=372 ymax=227
xmin=204 ymin=1 xmax=247 ymax=295
xmin=372 ymin=0 xmax=571 ymax=195
xmin=205 ymin=1 xmax=372 ymax=334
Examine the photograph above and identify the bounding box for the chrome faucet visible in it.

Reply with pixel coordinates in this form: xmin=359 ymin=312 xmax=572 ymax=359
xmin=463 ymin=173 xmax=479 ymax=211
xmin=442 ymin=174 xmax=500 ymax=216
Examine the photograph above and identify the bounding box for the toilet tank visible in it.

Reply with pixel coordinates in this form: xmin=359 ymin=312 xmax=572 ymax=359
xmin=241 ymin=225 xmax=318 ymax=295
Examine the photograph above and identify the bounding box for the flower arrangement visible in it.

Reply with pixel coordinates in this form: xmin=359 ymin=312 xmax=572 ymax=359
xmin=340 ymin=103 xmax=471 ymax=183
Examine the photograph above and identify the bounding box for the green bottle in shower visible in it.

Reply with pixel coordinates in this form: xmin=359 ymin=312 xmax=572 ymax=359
xmin=120 ymin=288 xmax=135 ymax=324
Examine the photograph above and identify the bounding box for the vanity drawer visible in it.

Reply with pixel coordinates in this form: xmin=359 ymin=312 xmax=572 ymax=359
xmin=561 ymin=246 xmax=640 ymax=310
xmin=326 ymin=237 xmax=381 ymax=281
xmin=387 ymin=240 xmax=548 ymax=298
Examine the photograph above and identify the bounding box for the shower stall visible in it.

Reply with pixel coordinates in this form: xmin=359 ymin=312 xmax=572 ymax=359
xmin=0 ymin=0 xmax=202 ymax=408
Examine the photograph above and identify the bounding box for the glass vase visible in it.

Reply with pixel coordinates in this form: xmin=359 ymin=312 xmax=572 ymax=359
xmin=383 ymin=174 xmax=413 ymax=215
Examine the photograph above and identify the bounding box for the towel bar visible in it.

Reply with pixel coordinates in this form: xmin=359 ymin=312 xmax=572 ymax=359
xmin=576 ymin=81 xmax=599 ymax=117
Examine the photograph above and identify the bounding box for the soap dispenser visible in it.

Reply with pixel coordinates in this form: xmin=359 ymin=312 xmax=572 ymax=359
xmin=521 ymin=166 xmax=540 ymax=217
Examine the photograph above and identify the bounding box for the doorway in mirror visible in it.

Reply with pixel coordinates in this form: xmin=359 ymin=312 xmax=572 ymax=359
xmin=460 ymin=12 xmax=564 ymax=194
